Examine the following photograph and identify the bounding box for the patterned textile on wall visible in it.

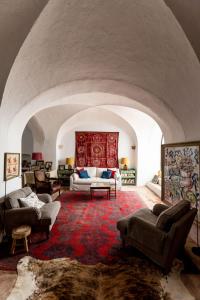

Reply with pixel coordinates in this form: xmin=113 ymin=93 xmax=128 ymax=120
xmin=75 ymin=132 xmax=119 ymax=168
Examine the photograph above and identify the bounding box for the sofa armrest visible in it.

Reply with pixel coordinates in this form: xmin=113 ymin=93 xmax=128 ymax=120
xmin=5 ymin=207 xmax=41 ymax=233
xmin=37 ymin=193 xmax=52 ymax=203
xmin=152 ymin=203 xmax=169 ymax=216
xmin=128 ymin=216 xmax=167 ymax=252
xmin=114 ymin=171 xmax=121 ymax=181
xmin=71 ymin=173 xmax=79 ymax=182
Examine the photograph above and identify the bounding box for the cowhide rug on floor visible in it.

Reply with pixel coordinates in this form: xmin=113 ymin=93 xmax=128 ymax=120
xmin=7 ymin=256 xmax=194 ymax=300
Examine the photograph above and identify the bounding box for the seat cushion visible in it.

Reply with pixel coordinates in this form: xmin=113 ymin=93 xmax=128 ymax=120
xmin=131 ymin=208 xmax=158 ymax=225
xmin=95 ymin=178 xmax=116 ymax=185
xmin=156 ymin=200 xmax=190 ymax=231
xmin=74 ymin=178 xmax=95 ymax=184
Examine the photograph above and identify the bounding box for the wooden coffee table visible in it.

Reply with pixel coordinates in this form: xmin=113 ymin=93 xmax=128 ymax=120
xmin=90 ymin=183 xmax=111 ymax=200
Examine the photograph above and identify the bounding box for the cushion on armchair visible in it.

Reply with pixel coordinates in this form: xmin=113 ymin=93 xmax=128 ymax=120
xmin=156 ymin=200 xmax=190 ymax=232
xmin=19 ymin=192 xmax=45 ymax=209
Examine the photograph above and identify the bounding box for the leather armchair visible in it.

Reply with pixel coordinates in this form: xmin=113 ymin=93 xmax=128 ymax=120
xmin=117 ymin=200 xmax=197 ymax=273
xmin=34 ymin=170 xmax=61 ymax=196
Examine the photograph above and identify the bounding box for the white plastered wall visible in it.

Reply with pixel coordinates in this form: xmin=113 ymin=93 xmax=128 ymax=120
xmin=56 ymin=107 xmax=137 ymax=170
xmin=2 ymin=0 xmax=200 ymax=194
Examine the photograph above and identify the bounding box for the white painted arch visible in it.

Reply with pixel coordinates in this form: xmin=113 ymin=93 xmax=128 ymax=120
xmin=5 ymin=81 xmax=185 ymax=150
xmin=56 ymin=106 xmax=162 ymax=185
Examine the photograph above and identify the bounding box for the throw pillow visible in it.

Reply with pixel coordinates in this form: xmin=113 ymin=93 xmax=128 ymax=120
xmin=156 ymin=200 xmax=190 ymax=232
xmin=101 ymin=170 xmax=112 ymax=179
xmin=152 ymin=175 xmax=159 ymax=184
xmin=79 ymin=170 xmax=90 ymax=178
xmin=77 ymin=168 xmax=84 ymax=177
xmin=19 ymin=192 xmax=44 ymax=209
xmin=107 ymin=169 xmax=116 ymax=178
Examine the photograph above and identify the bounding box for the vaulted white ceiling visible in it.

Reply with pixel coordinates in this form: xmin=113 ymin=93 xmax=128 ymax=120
xmin=0 ymin=0 xmax=200 ymax=142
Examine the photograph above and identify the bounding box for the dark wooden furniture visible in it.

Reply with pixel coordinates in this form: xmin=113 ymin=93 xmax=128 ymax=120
xmin=90 ymin=183 xmax=111 ymax=200
xmin=11 ymin=225 xmax=31 ymax=254
xmin=57 ymin=168 xmax=74 ymax=186
xmin=34 ymin=170 xmax=61 ymax=196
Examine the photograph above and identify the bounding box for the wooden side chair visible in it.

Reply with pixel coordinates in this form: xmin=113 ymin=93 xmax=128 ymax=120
xmin=34 ymin=170 xmax=61 ymax=196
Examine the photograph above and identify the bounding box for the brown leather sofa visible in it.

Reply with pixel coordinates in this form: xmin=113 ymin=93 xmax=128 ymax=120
xmin=4 ymin=187 xmax=61 ymax=238
xmin=117 ymin=200 xmax=197 ymax=273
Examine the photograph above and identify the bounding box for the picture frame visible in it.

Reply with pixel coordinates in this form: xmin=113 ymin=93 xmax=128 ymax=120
xmin=45 ymin=161 xmax=52 ymax=171
xmin=4 ymin=152 xmax=20 ymax=181
xmin=58 ymin=164 xmax=65 ymax=171
xmin=161 ymin=141 xmax=200 ymax=205
xmin=36 ymin=160 xmax=45 ymax=169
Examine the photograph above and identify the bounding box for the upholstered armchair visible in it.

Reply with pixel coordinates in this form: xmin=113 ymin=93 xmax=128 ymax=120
xmin=34 ymin=170 xmax=61 ymax=196
xmin=117 ymin=200 xmax=197 ymax=273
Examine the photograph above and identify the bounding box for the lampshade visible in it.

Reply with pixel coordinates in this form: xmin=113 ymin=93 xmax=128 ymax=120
xmin=157 ymin=170 xmax=162 ymax=177
xmin=66 ymin=157 xmax=74 ymax=165
xmin=121 ymin=157 xmax=129 ymax=165
xmin=32 ymin=152 xmax=43 ymax=160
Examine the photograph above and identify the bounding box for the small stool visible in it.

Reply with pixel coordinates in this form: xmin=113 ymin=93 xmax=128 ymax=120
xmin=11 ymin=225 xmax=31 ymax=255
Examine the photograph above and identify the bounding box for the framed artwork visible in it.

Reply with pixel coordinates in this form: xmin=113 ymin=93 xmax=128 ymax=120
xmin=4 ymin=153 xmax=20 ymax=181
xmin=36 ymin=160 xmax=45 ymax=169
xmin=45 ymin=161 xmax=52 ymax=171
xmin=58 ymin=164 xmax=65 ymax=170
xmin=161 ymin=141 xmax=200 ymax=205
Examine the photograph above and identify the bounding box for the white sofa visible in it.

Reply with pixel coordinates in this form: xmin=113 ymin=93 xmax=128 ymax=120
xmin=70 ymin=167 xmax=122 ymax=191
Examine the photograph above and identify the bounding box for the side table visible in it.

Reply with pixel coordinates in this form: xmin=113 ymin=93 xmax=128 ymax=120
xmin=11 ymin=225 xmax=31 ymax=255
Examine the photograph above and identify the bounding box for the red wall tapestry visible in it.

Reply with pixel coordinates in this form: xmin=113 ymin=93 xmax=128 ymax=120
xmin=75 ymin=132 xmax=119 ymax=168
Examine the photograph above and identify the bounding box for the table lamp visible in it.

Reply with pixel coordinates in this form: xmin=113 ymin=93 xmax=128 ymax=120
xmin=32 ymin=152 xmax=43 ymax=161
xmin=121 ymin=157 xmax=129 ymax=170
xmin=66 ymin=157 xmax=74 ymax=169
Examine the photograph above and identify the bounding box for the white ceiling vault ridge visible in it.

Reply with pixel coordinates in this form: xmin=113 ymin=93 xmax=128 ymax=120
xmin=1 ymin=0 xmax=200 ymax=143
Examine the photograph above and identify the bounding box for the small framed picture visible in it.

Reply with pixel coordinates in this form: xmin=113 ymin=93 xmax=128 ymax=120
xmin=36 ymin=160 xmax=45 ymax=169
xmin=58 ymin=164 xmax=65 ymax=170
xmin=45 ymin=161 xmax=52 ymax=171
xmin=4 ymin=153 xmax=20 ymax=181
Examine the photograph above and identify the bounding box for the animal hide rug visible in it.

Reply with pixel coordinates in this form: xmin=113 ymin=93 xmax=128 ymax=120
xmin=7 ymin=256 xmax=194 ymax=300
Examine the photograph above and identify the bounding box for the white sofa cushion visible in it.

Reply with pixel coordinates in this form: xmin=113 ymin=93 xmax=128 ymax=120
xmin=83 ymin=167 xmax=97 ymax=178
xmin=74 ymin=178 xmax=95 ymax=184
xmin=95 ymin=178 xmax=116 ymax=185
xmin=96 ymin=168 xmax=107 ymax=178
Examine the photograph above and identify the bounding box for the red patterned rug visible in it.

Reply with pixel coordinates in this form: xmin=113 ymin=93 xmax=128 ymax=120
xmin=0 ymin=191 xmax=146 ymax=270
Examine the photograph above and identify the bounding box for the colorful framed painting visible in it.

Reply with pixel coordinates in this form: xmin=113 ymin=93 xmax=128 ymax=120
xmin=4 ymin=153 xmax=20 ymax=181
xmin=161 ymin=141 xmax=200 ymax=205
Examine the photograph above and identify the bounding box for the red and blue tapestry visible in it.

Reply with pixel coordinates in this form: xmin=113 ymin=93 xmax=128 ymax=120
xmin=75 ymin=131 xmax=119 ymax=168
